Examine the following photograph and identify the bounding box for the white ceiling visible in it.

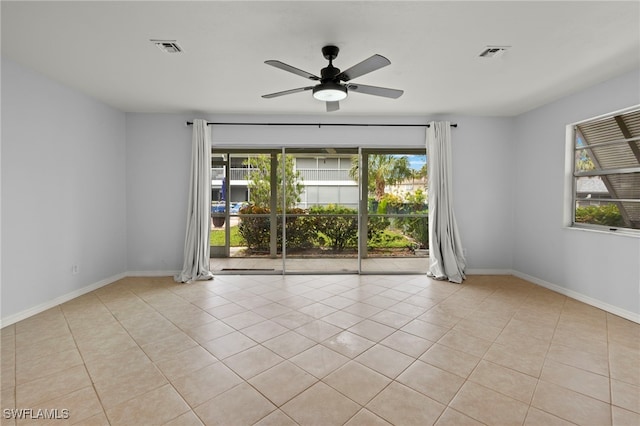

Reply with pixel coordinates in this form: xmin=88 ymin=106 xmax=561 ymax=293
xmin=2 ymin=1 xmax=639 ymax=116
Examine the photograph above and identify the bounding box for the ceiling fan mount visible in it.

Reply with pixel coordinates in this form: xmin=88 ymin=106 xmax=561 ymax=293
xmin=262 ymin=45 xmax=403 ymax=112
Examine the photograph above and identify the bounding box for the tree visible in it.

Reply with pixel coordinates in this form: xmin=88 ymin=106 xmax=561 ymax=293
xmin=244 ymin=154 xmax=304 ymax=210
xmin=349 ymin=154 xmax=413 ymax=200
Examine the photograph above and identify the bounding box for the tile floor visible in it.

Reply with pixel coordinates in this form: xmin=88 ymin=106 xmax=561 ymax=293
xmin=1 ymin=274 xmax=639 ymax=425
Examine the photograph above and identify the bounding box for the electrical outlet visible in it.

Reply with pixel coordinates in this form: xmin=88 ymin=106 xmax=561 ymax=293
xmin=71 ymin=265 xmax=80 ymax=275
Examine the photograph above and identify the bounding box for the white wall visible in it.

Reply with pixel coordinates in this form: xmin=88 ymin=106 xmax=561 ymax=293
xmin=512 ymin=69 xmax=640 ymax=316
xmin=124 ymin=113 xmax=515 ymax=273
xmin=1 ymin=58 xmax=127 ymax=320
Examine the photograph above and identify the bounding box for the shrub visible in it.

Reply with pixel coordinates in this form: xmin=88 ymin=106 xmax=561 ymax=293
xmin=309 ymin=205 xmax=358 ymax=251
xmin=238 ymin=205 xmax=316 ymax=252
xmin=575 ymin=204 xmax=624 ymax=227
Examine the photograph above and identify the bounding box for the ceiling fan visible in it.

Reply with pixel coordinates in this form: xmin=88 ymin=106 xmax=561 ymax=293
xmin=262 ymin=45 xmax=403 ymax=112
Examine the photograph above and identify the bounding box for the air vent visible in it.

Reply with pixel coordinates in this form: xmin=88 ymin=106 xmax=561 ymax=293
xmin=479 ymin=46 xmax=510 ymax=58
xmin=151 ymin=40 xmax=183 ymax=53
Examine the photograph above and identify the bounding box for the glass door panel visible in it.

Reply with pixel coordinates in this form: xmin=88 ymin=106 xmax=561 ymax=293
xmin=283 ymin=148 xmax=359 ymax=273
xmin=210 ymin=150 xmax=283 ymax=273
xmin=360 ymin=149 xmax=429 ymax=274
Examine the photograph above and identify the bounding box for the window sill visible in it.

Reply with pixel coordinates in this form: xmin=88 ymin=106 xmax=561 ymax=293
xmin=565 ymin=224 xmax=640 ymax=239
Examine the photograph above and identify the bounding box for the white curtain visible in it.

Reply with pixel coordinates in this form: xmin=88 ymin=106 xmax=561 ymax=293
xmin=175 ymin=119 xmax=214 ymax=283
xmin=426 ymin=121 xmax=466 ymax=283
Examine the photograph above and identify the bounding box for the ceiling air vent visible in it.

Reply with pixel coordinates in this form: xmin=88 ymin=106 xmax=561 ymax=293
xmin=479 ymin=46 xmax=510 ymax=58
xmin=151 ymin=40 xmax=183 ymax=53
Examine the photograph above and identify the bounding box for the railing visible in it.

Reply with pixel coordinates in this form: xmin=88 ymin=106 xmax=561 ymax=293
xmin=297 ymin=169 xmax=353 ymax=181
xmin=212 ymin=167 xmax=355 ymax=182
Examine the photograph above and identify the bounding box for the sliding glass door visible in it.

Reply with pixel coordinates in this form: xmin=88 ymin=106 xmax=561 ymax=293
xmin=210 ymin=147 xmax=428 ymax=274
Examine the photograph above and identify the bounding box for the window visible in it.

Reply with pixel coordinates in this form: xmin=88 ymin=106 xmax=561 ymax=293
xmin=569 ymin=106 xmax=640 ymax=233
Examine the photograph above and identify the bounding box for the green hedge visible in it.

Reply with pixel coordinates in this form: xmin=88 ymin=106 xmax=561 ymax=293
xmin=575 ymin=204 xmax=623 ymax=227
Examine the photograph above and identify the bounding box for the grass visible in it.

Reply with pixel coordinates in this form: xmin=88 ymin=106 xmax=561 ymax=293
xmin=210 ymin=226 xmax=244 ymax=246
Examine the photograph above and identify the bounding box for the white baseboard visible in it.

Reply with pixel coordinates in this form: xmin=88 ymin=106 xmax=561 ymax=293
xmin=466 ymin=269 xmax=513 ymax=275
xmin=0 ymin=272 xmax=127 ymax=328
xmin=126 ymin=270 xmax=180 ymax=277
xmin=513 ymin=270 xmax=640 ymax=324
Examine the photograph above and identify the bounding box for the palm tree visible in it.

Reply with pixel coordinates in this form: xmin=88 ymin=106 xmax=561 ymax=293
xmin=349 ymin=154 xmax=413 ymax=200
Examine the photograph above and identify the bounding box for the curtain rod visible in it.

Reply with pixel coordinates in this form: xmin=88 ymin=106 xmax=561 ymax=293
xmin=185 ymin=121 xmax=457 ymax=128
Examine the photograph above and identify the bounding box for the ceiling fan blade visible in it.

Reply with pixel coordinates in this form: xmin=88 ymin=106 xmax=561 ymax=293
xmin=326 ymin=101 xmax=340 ymax=112
xmin=346 ymin=83 xmax=403 ymax=99
xmin=336 ymin=54 xmax=391 ymax=82
xmin=265 ymin=60 xmax=320 ymax=81
xmin=262 ymin=86 xmax=314 ymax=99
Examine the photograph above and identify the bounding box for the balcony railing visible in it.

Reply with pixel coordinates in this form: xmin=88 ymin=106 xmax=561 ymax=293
xmin=212 ymin=167 xmax=355 ymax=182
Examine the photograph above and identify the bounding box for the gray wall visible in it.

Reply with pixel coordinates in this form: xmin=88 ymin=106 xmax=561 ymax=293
xmin=1 ymin=58 xmax=127 ymax=319
xmin=512 ymin=69 xmax=640 ymax=314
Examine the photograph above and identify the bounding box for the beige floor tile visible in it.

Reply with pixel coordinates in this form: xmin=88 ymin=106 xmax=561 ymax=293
xmin=15 ymin=348 xmax=83 ymax=385
xmin=366 ymin=381 xmax=445 ymax=426
xmin=342 ymin=302 xmax=383 ymax=318
xmin=295 ymin=319 xmax=342 ymax=342
xmin=453 ymin=317 xmax=504 ymax=341
xmin=343 ymin=409 xmax=392 ymax=426
xmin=401 ymin=319 xmax=449 ymax=341
xmin=93 ymin=363 xmax=167 ymax=409
xmin=194 ymin=382 xmax=276 ymax=425
xmin=347 ymin=319 xmax=396 ymax=342
xmin=249 ymin=360 xmax=317 ymax=406
xmin=532 ymin=380 xmax=612 ymax=425
xmin=546 ymin=342 xmax=609 ymax=377
xmin=162 ymin=410 xmax=204 ymax=426
xmin=483 ymin=341 xmax=546 ymax=377
xmin=540 ymin=358 xmax=610 ymax=403
xmin=322 ymin=331 xmax=375 ymax=358
xmin=523 ymin=407 xmax=576 ymax=426
xmin=240 ymin=319 xmax=289 ymax=342
xmin=221 ymin=311 xmax=267 ymax=329
xmin=272 ymin=311 xmax=316 ymax=329
xmin=396 ymin=360 xmax=465 ymax=405
xmin=612 ymin=406 xmax=640 ymax=426
xmin=222 ymin=345 xmax=284 ymax=380
xmin=252 ymin=302 xmax=294 ymax=319
xmin=609 ymin=344 xmax=640 ymax=386
xmin=355 ymin=344 xmax=414 ymax=379
xmin=321 ymin=311 xmax=364 ymax=329
xmin=450 ymin=381 xmax=529 ymax=425
xmin=170 ymin=362 xmax=243 ymax=408
xmin=281 ymin=381 xmax=361 ymax=426
xmin=183 ymin=320 xmax=235 ymax=344
xmin=200 ymin=331 xmax=257 ymax=359
xmin=468 ymin=359 xmax=538 ymax=404
xmin=611 ymin=379 xmax=640 ymax=414
xmin=33 ymin=386 xmax=103 ymax=425
xmin=16 ymin=365 xmax=91 ymax=408
xmin=380 ymin=330 xmax=433 ymax=358
xmin=262 ymin=330 xmax=317 ymax=358
xmin=324 ymin=361 xmax=391 ymax=405
xmin=154 ymin=346 xmax=218 ymax=382
xmin=15 ymin=334 xmax=77 ymax=363
xmin=84 ymin=347 xmax=153 ymax=384
xmin=205 ymin=302 xmax=247 ymax=319
xmin=105 ymin=384 xmax=190 ymax=426
xmin=369 ymin=310 xmax=413 ymax=328
xmin=437 ymin=329 xmax=493 ymax=357
xmin=290 ymin=344 xmax=349 ymax=379
xmin=434 ymin=407 xmax=485 ymax=426
xmin=419 ymin=343 xmax=480 ymax=379
xmin=140 ymin=332 xmax=199 ymax=362
xmin=253 ymin=409 xmax=298 ymax=426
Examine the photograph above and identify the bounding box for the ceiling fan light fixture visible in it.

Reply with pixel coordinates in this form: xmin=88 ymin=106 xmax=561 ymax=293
xmin=313 ymin=82 xmax=347 ymax=101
